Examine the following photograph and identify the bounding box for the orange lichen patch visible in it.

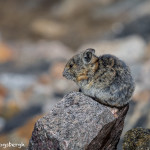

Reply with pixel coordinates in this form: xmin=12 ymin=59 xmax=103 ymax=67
xmin=16 ymin=115 xmax=43 ymax=145
xmin=0 ymin=42 xmax=13 ymax=63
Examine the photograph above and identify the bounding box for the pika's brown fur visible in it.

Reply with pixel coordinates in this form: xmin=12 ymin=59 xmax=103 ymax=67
xmin=63 ymin=48 xmax=135 ymax=107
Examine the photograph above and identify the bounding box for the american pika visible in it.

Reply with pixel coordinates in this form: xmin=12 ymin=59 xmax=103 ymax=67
xmin=63 ymin=48 xmax=135 ymax=107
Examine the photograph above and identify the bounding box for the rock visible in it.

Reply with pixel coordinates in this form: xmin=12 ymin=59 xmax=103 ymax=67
xmin=31 ymin=19 xmax=68 ymax=38
xmin=86 ymin=103 xmax=129 ymax=150
xmin=28 ymin=92 xmax=114 ymax=150
xmin=78 ymin=35 xmax=146 ymax=64
xmin=28 ymin=92 xmax=128 ymax=150
xmin=123 ymin=127 xmax=150 ymax=150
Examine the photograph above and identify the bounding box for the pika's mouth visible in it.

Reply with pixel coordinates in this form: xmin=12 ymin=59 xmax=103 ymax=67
xmin=63 ymin=70 xmax=73 ymax=80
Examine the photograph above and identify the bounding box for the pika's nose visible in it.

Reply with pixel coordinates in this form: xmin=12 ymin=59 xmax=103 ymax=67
xmin=63 ymin=70 xmax=65 ymax=77
xmin=63 ymin=69 xmax=67 ymax=77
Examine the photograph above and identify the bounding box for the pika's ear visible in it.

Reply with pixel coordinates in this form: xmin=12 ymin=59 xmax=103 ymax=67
xmin=101 ymin=55 xmax=115 ymax=67
xmin=82 ymin=48 xmax=95 ymax=64
xmin=109 ymin=58 xmax=115 ymax=67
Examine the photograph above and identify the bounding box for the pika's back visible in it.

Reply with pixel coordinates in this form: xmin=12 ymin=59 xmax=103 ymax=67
xmin=96 ymin=54 xmax=131 ymax=88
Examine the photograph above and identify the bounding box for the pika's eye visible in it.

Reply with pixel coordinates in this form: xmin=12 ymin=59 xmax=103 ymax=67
xmin=69 ymin=64 xmax=73 ymax=68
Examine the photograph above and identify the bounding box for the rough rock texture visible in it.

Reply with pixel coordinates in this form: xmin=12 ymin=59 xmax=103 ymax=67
xmin=28 ymin=92 xmax=128 ymax=150
xmin=123 ymin=127 xmax=150 ymax=150
xmin=86 ymin=104 xmax=129 ymax=150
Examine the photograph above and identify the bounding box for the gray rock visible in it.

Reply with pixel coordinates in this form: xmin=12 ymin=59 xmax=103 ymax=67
xmin=28 ymin=92 xmax=116 ymax=150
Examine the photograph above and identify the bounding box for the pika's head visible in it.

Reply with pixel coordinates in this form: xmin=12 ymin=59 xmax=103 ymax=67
xmin=63 ymin=48 xmax=99 ymax=82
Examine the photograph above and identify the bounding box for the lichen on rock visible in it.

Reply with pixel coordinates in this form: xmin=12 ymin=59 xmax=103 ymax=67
xmin=123 ymin=127 xmax=150 ymax=150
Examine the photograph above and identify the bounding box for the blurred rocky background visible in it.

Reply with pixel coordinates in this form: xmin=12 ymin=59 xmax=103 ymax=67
xmin=0 ymin=0 xmax=149 ymax=149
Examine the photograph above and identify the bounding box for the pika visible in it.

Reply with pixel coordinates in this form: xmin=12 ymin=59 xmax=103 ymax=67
xmin=63 ymin=48 xmax=135 ymax=107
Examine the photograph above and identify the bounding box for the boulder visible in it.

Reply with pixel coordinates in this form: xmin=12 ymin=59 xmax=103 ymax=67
xmin=28 ymin=92 xmax=129 ymax=150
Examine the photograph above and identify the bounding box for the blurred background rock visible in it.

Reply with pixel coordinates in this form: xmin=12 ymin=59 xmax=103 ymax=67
xmin=0 ymin=0 xmax=149 ymax=149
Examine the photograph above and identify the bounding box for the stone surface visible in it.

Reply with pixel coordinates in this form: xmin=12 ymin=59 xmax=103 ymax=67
xmin=86 ymin=104 xmax=129 ymax=150
xmin=28 ymin=92 xmax=116 ymax=150
xmin=123 ymin=127 xmax=150 ymax=150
